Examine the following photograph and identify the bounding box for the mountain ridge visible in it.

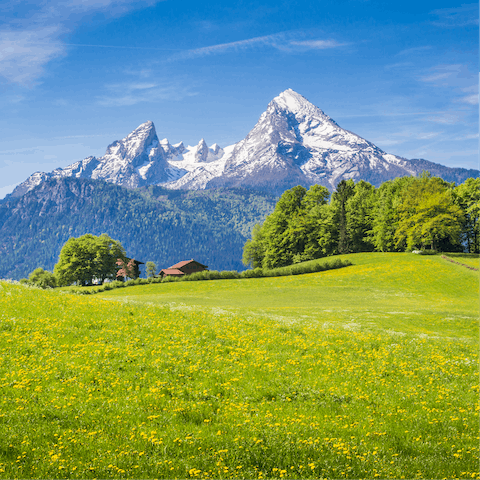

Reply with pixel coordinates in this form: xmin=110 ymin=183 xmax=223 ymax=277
xmin=10 ymin=89 xmax=479 ymax=198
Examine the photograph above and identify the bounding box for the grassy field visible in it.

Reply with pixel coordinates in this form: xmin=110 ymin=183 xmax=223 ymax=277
xmin=0 ymin=253 xmax=478 ymax=479
xmin=98 ymin=253 xmax=479 ymax=340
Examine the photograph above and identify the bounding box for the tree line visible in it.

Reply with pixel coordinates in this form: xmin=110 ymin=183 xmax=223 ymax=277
xmin=242 ymin=174 xmax=480 ymax=269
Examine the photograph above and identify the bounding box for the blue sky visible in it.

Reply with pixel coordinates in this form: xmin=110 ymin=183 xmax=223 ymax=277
xmin=0 ymin=0 xmax=478 ymax=197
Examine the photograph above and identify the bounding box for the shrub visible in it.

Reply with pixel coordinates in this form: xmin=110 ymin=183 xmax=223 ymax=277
xmin=241 ymin=268 xmax=263 ymax=278
xmin=28 ymin=268 xmax=57 ymax=289
xmin=220 ymin=270 xmax=239 ymax=279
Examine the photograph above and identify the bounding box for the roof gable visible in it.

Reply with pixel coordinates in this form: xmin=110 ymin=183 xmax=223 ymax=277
xmin=169 ymin=259 xmax=207 ymax=269
xmin=160 ymin=268 xmax=185 ymax=275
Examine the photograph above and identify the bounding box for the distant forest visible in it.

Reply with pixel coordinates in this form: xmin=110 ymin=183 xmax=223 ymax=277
xmin=243 ymin=174 xmax=480 ymax=269
xmin=0 ymin=178 xmax=277 ymax=280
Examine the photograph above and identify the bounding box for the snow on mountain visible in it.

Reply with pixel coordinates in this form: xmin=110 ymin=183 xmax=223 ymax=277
xmin=10 ymin=89 xmax=479 ymax=198
xmin=206 ymin=89 xmax=419 ymax=192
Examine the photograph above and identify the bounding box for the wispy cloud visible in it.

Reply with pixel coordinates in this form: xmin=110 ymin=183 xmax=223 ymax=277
xmin=372 ymin=129 xmax=442 ymax=147
xmin=97 ymin=81 xmax=197 ymax=107
xmin=397 ymin=46 xmax=432 ymax=56
xmin=456 ymin=85 xmax=479 ymax=105
xmin=458 ymin=94 xmax=479 ymax=105
xmin=427 ymin=113 xmax=461 ymax=125
xmin=170 ymin=33 xmax=350 ymax=61
xmin=384 ymin=62 xmax=414 ymax=70
xmin=290 ymin=39 xmax=349 ymax=49
xmin=430 ymin=3 xmax=479 ymax=27
xmin=419 ymin=64 xmax=475 ymax=90
xmin=171 ymin=33 xmax=288 ymax=61
xmin=452 ymin=133 xmax=479 ymax=141
xmin=0 ymin=0 xmax=165 ymax=86
xmin=0 ymin=27 xmax=65 ymax=87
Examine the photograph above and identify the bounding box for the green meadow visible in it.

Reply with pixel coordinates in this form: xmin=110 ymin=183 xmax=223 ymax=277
xmin=0 ymin=253 xmax=478 ymax=479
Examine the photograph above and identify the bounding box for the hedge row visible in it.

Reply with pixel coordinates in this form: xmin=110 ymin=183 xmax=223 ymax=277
xmin=71 ymin=258 xmax=353 ymax=295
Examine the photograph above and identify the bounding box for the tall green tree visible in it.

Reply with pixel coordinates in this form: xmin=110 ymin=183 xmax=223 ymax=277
xmin=242 ymin=185 xmax=331 ymax=268
xmin=455 ymin=178 xmax=480 ymax=253
xmin=54 ymin=234 xmax=126 ymax=286
xmin=242 ymin=223 xmax=266 ymax=268
xmin=261 ymin=186 xmax=308 ymax=269
xmin=394 ymin=174 xmax=464 ymax=251
xmin=331 ymin=179 xmax=355 ymax=254
xmin=346 ymin=180 xmax=376 ymax=252
xmin=145 ymin=261 xmax=157 ymax=278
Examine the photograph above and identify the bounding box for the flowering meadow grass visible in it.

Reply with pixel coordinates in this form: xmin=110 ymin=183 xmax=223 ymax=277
xmin=1 ymin=253 xmax=478 ymax=479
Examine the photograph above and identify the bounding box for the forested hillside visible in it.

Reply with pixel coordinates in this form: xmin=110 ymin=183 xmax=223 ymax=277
xmin=0 ymin=178 xmax=277 ymax=279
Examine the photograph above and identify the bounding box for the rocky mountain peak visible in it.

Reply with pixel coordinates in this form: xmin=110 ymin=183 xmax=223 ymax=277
xmin=268 ymin=89 xmax=330 ymax=121
xmin=8 ymin=91 xmax=479 ymax=199
xmin=102 ymin=120 xmax=159 ymax=168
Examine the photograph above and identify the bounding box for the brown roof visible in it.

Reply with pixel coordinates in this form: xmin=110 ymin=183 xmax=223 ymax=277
xmin=160 ymin=268 xmax=185 ymax=276
xmin=169 ymin=259 xmax=207 ymax=269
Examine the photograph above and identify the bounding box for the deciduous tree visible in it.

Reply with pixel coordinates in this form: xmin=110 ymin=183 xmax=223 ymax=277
xmin=455 ymin=178 xmax=480 ymax=253
xmin=146 ymin=261 xmax=157 ymax=278
xmin=395 ymin=174 xmax=464 ymax=251
xmin=54 ymin=234 xmax=126 ymax=286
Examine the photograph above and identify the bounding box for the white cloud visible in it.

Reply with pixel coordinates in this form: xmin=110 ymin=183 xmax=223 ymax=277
xmin=372 ymin=129 xmax=442 ymax=147
xmin=97 ymin=81 xmax=197 ymax=106
xmin=427 ymin=113 xmax=461 ymax=125
xmin=0 ymin=27 xmax=65 ymax=86
xmin=430 ymin=3 xmax=479 ymax=27
xmin=452 ymin=133 xmax=479 ymax=141
xmin=415 ymin=132 xmax=442 ymax=140
xmin=0 ymin=0 xmax=165 ymax=86
xmin=290 ymin=39 xmax=349 ymax=49
xmin=459 ymin=94 xmax=479 ymax=105
xmin=397 ymin=46 xmax=432 ymax=56
xmin=384 ymin=62 xmax=414 ymax=70
xmin=171 ymin=33 xmax=349 ymax=61
xmin=171 ymin=33 xmax=289 ymax=61
xmin=418 ymin=64 xmax=476 ymax=90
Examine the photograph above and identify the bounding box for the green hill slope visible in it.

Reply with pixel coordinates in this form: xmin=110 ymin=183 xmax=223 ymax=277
xmin=98 ymin=252 xmax=479 ymax=339
xmin=0 ymin=253 xmax=478 ymax=479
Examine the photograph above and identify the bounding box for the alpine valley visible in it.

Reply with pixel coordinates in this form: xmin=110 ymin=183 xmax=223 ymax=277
xmin=1 ymin=89 xmax=478 ymax=279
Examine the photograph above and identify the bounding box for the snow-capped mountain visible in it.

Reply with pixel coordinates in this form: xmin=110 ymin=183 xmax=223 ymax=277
xmin=10 ymin=121 xmax=226 ymax=197
xmin=10 ymin=89 xmax=479 ymax=198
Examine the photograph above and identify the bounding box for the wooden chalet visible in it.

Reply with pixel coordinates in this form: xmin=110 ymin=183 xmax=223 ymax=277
xmin=159 ymin=259 xmax=208 ymax=278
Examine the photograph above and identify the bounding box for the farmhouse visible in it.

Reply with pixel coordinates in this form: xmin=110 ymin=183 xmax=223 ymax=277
xmin=159 ymin=259 xmax=208 ymax=278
